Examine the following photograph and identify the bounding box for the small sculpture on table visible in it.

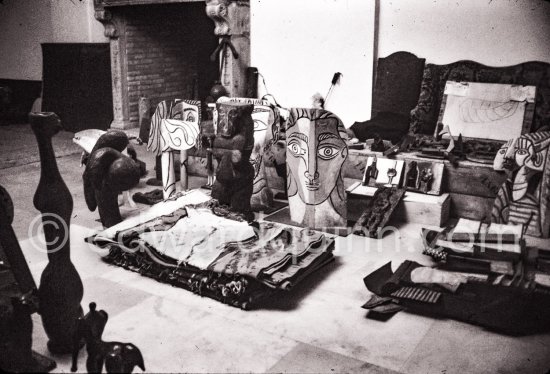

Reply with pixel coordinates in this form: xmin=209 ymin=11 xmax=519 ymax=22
xmin=285 ymin=108 xmax=348 ymax=228
xmin=71 ymin=303 xmax=145 ymax=373
xmin=29 ymin=112 xmax=83 ymax=354
xmin=209 ymin=101 xmax=255 ymax=221
xmin=405 ymin=161 xmax=419 ymax=189
xmin=83 ymin=130 xmax=142 ymax=228
xmin=418 ymin=167 xmax=434 ymax=193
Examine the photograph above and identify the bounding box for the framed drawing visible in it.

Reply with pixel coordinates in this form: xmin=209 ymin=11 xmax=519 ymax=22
xmin=436 ymin=82 xmax=536 ymax=142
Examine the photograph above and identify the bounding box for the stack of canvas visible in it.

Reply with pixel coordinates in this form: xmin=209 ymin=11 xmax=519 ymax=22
xmin=422 ymin=218 xmax=524 ymax=275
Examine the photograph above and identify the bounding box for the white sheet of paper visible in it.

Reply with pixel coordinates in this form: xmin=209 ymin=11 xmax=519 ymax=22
xmin=441 ymin=82 xmax=535 ymax=141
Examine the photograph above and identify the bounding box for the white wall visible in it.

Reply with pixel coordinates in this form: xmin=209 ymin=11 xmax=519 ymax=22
xmin=250 ymin=0 xmax=375 ymax=127
xmin=377 ymin=0 xmax=550 ymax=65
xmin=50 ymin=0 xmax=107 ymax=43
xmin=0 ymin=0 xmax=108 ymax=81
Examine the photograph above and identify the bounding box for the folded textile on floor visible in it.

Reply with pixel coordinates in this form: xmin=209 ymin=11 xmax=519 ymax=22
xmin=362 ymin=260 xmax=550 ymax=335
xmin=86 ymin=190 xmax=334 ymax=309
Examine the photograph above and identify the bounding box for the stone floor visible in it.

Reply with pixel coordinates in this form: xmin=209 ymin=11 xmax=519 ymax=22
xmin=1 ymin=124 xmax=550 ymax=373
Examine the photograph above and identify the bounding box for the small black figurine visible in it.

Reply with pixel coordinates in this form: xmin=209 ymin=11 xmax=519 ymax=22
xmin=71 ymin=303 xmax=145 ymax=374
xmin=370 ymin=134 xmax=386 ymax=152
xmin=405 ymin=161 xmax=420 ymax=189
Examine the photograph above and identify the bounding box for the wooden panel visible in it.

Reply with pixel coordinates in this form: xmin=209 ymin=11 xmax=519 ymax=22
xmin=372 ymin=51 xmax=425 ymax=116
xmin=42 ymin=43 xmax=112 ymax=132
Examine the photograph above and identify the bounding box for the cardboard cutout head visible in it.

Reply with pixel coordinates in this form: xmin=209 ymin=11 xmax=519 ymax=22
xmin=286 ymin=108 xmax=348 ymax=228
xmin=492 ymin=131 xmax=550 ymax=237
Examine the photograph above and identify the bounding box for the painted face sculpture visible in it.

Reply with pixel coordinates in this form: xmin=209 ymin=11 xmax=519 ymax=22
xmin=492 ymin=131 xmax=550 ymax=237
xmin=286 ymin=108 xmax=348 ymax=228
xmin=147 ymin=99 xmax=201 ymax=198
xmin=216 ymin=97 xmax=280 ymax=209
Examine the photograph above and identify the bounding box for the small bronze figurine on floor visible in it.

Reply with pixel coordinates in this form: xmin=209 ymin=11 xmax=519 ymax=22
xmin=72 ymin=303 xmax=145 ymax=374
xmin=30 ymin=112 xmax=84 ymax=354
xmin=209 ymin=102 xmax=255 ymax=220
xmin=83 ymin=130 xmax=141 ymax=228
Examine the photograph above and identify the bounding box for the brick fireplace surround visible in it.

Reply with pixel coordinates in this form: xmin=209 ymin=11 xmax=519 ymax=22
xmin=93 ymin=0 xmax=250 ymax=129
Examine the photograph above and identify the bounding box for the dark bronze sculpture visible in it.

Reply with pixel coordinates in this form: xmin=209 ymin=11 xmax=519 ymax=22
xmin=209 ymin=102 xmax=255 ymax=221
xmin=83 ymin=130 xmax=141 ymax=228
xmin=0 ymin=185 xmax=56 ymax=372
xmin=29 ymin=112 xmax=84 ymax=354
xmin=71 ymin=303 xmax=145 ymax=373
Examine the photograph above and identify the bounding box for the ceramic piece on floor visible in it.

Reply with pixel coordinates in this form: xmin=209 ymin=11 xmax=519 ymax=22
xmin=285 ymin=108 xmax=348 ymax=228
xmin=29 ymin=111 xmax=84 ymax=354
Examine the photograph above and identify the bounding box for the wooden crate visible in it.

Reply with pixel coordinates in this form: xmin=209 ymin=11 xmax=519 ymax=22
xmin=394 ymin=192 xmax=450 ymax=227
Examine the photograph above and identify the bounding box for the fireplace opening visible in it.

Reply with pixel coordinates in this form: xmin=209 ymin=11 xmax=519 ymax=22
xmin=111 ymin=2 xmax=219 ymax=127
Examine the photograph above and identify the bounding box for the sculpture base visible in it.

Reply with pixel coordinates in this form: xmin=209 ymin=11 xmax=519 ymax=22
xmin=31 ymin=351 xmax=57 ymax=372
xmin=47 ymin=339 xmax=75 ymax=355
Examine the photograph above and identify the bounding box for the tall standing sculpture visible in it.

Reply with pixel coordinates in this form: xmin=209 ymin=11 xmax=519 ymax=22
xmin=210 ymin=101 xmax=255 ymax=220
xmin=148 ymin=99 xmax=201 ymax=199
xmin=217 ymin=97 xmax=279 ymax=210
xmin=29 ymin=112 xmax=83 ymax=354
xmin=0 ymin=185 xmax=56 ymax=372
xmin=286 ymin=108 xmax=348 ymax=228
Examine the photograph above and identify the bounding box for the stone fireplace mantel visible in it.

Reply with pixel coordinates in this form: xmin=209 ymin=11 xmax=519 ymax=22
xmin=93 ymin=0 xmax=250 ymax=129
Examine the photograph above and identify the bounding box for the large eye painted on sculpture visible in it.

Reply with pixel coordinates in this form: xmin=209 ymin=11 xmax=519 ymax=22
xmin=317 ymin=145 xmax=340 ymax=160
xmin=253 ymin=119 xmax=267 ymax=132
xmin=287 ymin=140 xmax=306 ymax=157
xmin=516 ymin=149 xmax=528 ymax=156
xmin=185 ymin=112 xmax=196 ymax=122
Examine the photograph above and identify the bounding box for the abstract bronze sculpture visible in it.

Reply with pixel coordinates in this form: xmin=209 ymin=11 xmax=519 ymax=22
xmin=0 ymin=185 xmax=56 ymax=372
xmin=210 ymin=101 xmax=255 ymax=220
xmin=83 ymin=130 xmax=141 ymax=228
xmin=29 ymin=112 xmax=83 ymax=354
xmin=285 ymin=108 xmax=348 ymax=228
xmin=71 ymin=303 xmax=145 ymax=373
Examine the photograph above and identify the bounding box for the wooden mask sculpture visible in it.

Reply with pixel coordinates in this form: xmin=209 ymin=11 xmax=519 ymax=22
xmin=492 ymin=131 xmax=550 ymax=237
xmin=71 ymin=303 xmax=145 ymax=373
xmin=148 ymin=99 xmax=201 ymax=199
xmin=217 ymin=97 xmax=280 ymax=210
xmin=285 ymin=108 xmax=348 ymax=228
xmin=210 ymin=101 xmax=255 ymax=220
